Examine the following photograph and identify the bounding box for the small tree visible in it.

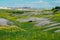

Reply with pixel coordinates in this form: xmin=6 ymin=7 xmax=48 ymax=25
xmin=52 ymin=6 xmax=60 ymax=13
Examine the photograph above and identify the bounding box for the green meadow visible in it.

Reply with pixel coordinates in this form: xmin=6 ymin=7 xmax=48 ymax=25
xmin=0 ymin=6 xmax=60 ymax=40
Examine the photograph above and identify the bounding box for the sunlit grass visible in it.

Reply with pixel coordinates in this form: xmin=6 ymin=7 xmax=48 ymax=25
xmin=0 ymin=10 xmax=60 ymax=40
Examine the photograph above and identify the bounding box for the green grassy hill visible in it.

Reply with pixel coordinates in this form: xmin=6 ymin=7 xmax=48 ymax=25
xmin=0 ymin=9 xmax=60 ymax=40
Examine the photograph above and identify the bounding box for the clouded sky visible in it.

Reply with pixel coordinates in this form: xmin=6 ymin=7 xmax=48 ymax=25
xmin=0 ymin=0 xmax=60 ymax=9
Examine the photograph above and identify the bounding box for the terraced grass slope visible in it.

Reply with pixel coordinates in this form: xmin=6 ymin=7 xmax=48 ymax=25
xmin=0 ymin=9 xmax=60 ymax=40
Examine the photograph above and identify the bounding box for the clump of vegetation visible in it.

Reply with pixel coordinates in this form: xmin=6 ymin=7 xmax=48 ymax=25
xmin=52 ymin=6 xmax=60 ymax=13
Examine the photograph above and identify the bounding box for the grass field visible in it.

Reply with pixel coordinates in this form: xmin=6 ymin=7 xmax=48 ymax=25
xmin=0 ymin=9 xmax=60 ymax=40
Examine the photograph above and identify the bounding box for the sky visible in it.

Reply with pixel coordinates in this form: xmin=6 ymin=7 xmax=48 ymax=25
xmin=0 ymin=0 xmax=60 ymax=9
